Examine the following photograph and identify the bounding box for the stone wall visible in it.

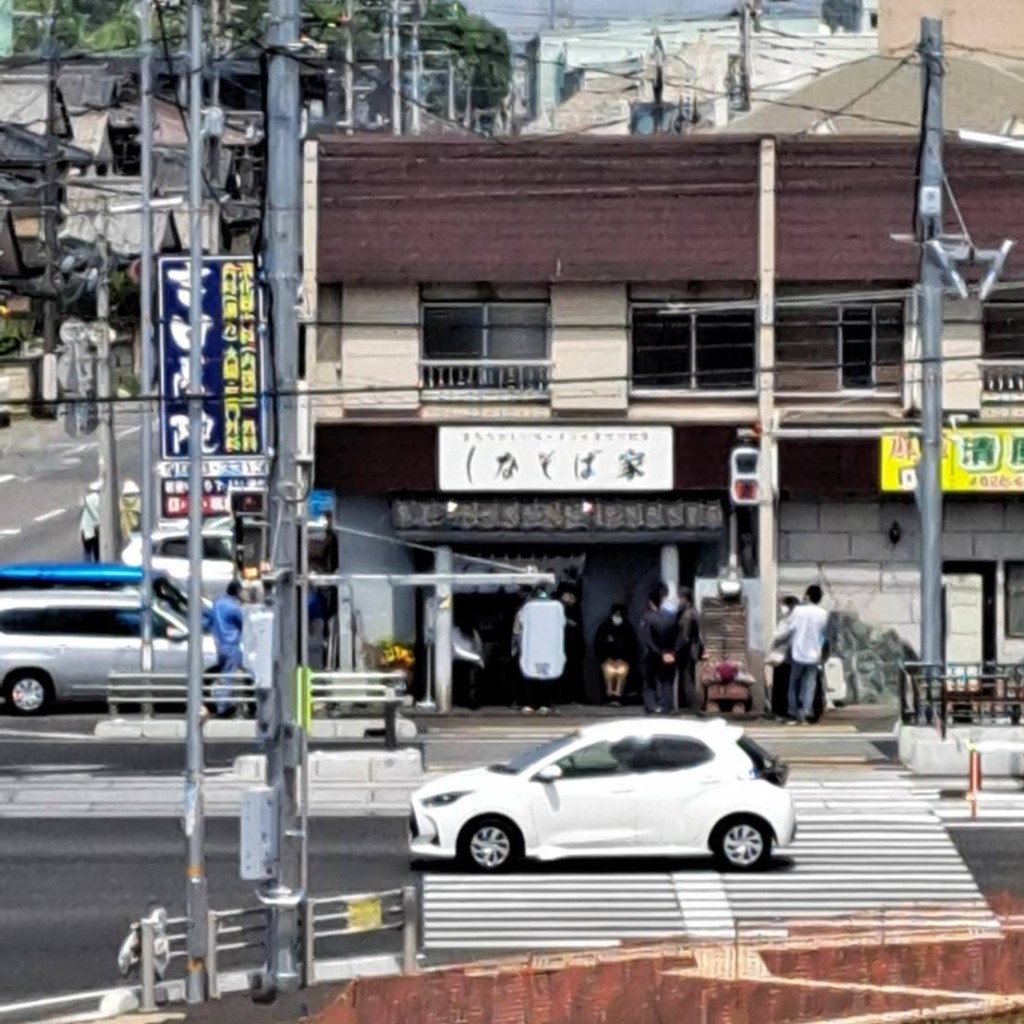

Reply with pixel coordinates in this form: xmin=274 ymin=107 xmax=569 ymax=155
xmin=778 ymin=497 xmax=1024 ymax=703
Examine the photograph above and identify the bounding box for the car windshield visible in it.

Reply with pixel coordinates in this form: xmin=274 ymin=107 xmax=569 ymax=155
xmin=489 ymin=733 xmax=580 ymax=775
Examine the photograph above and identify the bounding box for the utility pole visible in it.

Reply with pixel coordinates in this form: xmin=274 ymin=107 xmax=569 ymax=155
xmin=913 ymin=17 xmax=1011 ymax=680
xmin=209 ymin=0 xmax=223 ymax=232
xmin=446 ymin=58 xmax=455 ymax=121
xmin=344 ymin=0 xmax=354 ymax=134
xmin=95 ymin=225 xmax=120 ymax=562
xmin=390 ymin=0 xmax=401 ymax=134
xmin=41 ymin=0 xmax=59 ymax=391
xmin=257 ymin=0 xmax=304 ymax=996
xmin=916 ymin=16 xmax=945 ymax=673
xmin=738 ymin=0 xmax=753 ymax=113
xmin=136 ymin=0 xmax=156 ymax=672
xmin=463 ymin=67 xmax=474 ymax=130
xmin=409 ymin=2 xmax=421 ymax=136
xmin=185 ymin=0 xmax=209 ymax=1002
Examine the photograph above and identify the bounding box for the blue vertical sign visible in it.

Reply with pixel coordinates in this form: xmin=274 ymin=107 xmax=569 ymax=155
xmin=158 ymin=256 xmax=267 ymax=462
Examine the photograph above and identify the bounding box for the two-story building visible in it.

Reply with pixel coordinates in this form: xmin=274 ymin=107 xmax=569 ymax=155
xmin=301 ymin=134 xmax=1024 ymax=710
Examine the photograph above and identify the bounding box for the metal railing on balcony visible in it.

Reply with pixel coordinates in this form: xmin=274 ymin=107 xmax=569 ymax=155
xmin=419 ymin=359 xmax=552 ymax=399
xmin=982 ymin=360 xmax=1024 ymax=399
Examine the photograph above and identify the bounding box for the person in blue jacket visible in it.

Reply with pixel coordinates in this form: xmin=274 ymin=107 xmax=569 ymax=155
xmin=211 ymin=581 xmax=245 ymax=717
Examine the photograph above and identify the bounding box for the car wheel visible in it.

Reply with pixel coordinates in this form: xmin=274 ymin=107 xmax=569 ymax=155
xmin=711 ymin=815 xmax=773 ymax=871
xmin=458 ymin=816 xmax=523 ymax=873
xmin=4 ymin=671 xmax=53 ymax=716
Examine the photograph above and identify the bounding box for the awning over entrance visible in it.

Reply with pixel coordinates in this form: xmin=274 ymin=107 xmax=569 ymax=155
xmin=391 ymin=496 xmax=724 ymax=543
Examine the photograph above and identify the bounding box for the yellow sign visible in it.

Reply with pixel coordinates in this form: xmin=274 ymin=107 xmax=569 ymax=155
xmin=296 ymin=667 xmax=312 ymax=731
xmin=346 ymin=896 xmax=383 ymax=933
xmin=880 ymin=428 xmax=1024 ymax=493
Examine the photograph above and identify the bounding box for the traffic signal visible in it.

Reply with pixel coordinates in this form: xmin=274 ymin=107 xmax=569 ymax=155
xmin=729 ymin=444 xmax=761 ymax=506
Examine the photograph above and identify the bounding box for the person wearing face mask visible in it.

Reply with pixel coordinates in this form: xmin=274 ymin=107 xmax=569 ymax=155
xmin=594 ymin=603 xmax=637 ymax=706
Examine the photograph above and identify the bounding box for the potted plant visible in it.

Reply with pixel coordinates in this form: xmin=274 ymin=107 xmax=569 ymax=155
xmin=378 ymin=640 xmax=415 ymax=688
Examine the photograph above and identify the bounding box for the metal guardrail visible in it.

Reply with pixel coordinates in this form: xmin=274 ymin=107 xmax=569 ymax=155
xmin=129 ymin=885 xmax=419 ymax=1010
xmin=106 ymin=669 xmax=408 ymax=748
xmin=901 ymin=662 xmax=1024 ymax=737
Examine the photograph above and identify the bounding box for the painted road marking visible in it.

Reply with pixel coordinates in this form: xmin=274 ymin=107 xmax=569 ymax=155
xmin=0 ymin=528 xmax=21 ymax=537
xmin=33 ymin=508 xmax=66 ymax=523
xmin=0 ymin=474 xmax=15 ymax=485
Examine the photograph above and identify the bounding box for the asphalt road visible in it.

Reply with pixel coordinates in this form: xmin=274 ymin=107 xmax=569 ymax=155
xmin=0 ymin=409 xmax=143 ymax=562
xmin=3 ymin=816 xmax=1023 ymax=1003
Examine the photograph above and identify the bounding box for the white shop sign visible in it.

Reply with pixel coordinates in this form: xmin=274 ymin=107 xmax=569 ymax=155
xmin=438 ymin=426 xmax=674 ymax=493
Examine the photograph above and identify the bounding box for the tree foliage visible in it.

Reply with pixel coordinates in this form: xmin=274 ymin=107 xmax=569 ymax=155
xmin=14 ymin=0 xmax=512 ymax=115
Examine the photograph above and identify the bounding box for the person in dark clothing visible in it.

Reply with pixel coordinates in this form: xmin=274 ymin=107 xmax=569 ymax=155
xmin=557 ymin=586 xmax=584 ymax=705
xmin=594 ymin=603 xmax=637 ymax=705
xmin=639 ymin=585 xmax=684 ymax=714
xmin=769 ymin=595 xmax=800 ymax=719
xmin=676 ymin=587 xmax=702 ymax=712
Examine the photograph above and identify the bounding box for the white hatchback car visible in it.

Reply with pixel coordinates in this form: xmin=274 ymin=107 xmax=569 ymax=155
xmin=410 ymin=719 xmax=795 ymax=873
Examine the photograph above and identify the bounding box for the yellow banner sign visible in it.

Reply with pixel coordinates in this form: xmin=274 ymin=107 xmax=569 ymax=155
xmin=881 ymin=428 xmax=1024 ymax=492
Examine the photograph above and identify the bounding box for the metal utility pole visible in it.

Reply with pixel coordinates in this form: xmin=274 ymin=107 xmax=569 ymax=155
xmin=344 ymin=0 xmax=354 ymax=134
xmin=259 ymin=0 xmax=304 ymax=995
xmin=390 ymin=0 xmax=401 ymax=134
xmin=136 ymin=0 xmax=156 ymax=672
xmin=185 ymin=0 xmax=209 ymax=1001
xmin=41 ymin=0 xmax=59 ymax=381
xmin=95 ymin=227 xmax=120 ymax=562
xmin=409 ymin=3 xmax=421 ymax=136
xmin=916 ymin=16 xmax=945 ymax=672
xmin=209 ymin=0 xmax=223 ymax=229
xmin=446 ymin=59 xmax=455 ymax=121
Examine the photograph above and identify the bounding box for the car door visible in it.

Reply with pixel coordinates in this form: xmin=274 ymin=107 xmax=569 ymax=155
xmin=151 ymin=607 xmax=190 ymax=676
xmin=527 ymin=738 xmax=642 ymax=852
xmin=627 ymin=736 xmax=723 ymax=851
xmin=58 ymin=607 xmax=141 ymax=697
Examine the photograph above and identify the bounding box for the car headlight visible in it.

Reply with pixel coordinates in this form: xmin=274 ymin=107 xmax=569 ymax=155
xmin=421 ymin=791 xmax=471 ymax=808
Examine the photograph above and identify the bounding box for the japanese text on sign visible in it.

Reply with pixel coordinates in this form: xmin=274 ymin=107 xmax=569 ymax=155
xmin=881 ymin=428 xmax=1024 ymax=492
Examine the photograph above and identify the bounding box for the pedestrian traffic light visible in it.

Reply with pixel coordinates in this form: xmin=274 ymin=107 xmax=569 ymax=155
xmin=729 ymin=444 xmax=761 ymax=506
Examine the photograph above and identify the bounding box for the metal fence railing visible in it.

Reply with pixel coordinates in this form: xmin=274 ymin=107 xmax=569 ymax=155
xmin=901 ymin=662 xmax=1024 ymax=737
xmin=126 ymin=885 xmax=419 ymax=1011
xmin=106 ymin=669 xmax=408 ymax=748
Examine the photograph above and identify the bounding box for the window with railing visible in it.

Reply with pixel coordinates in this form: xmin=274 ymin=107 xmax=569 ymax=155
xmin=630 ymin=307 xmax=756 ymax=392
xmin=421 ymin=302 xmax=551 ymax=397
xmin=982 ymin=304 xmax=1024 ymax=397
xmin=775 ymin=302 xmax=903 ymax=393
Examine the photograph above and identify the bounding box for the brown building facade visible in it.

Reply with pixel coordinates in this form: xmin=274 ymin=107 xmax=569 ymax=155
xmin=303 ymin=135 xmax=1024 ymax=708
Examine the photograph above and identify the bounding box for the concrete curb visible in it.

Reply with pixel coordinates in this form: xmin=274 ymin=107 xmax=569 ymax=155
xmin=233 ymin=748 xmax=425 ymax=783
xmin=94 ymin=717 xmax=418 ymax=742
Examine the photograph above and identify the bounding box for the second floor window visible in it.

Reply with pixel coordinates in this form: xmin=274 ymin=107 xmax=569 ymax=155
xmin=983 ymin=303 xmax=1024 ymax=359
xmin=775 ymin=302 xmax=903 ymax=392
xmin=631 ymin=307 xmax=756 ymax=391
xmin=422 ymin=302 xmax=550 ymax=392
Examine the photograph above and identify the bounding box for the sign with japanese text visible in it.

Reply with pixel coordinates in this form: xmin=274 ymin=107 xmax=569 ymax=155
xmin=880 ymin=428 xmax=1024 ymax=492
xmin=158 ymin=256 xmax=267 ymax=462
xmin=161 ymin=475 xmax=266 ymax=518
xmin=438 ymin=426 xmax=674 ymax=492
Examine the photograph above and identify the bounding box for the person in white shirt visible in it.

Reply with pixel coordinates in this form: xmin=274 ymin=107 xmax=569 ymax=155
xmin=778 ymin=584 xmax=830 ymax=724
xmin=79 ymin=480 xmax=102 ymax=562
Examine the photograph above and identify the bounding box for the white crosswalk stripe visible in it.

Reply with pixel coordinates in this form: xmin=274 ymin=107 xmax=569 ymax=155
xmin=421 ymin=780 xmax=1000 ymax=951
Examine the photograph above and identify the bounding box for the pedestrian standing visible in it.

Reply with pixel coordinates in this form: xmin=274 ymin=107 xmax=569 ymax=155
xmin=79 ymin=480 xmax=102 ymax=562
xmin=768 ymin=595 xmax=800 ymax=719
xmin=594 ymin=603 xmax=637 ymax=706
xmin=677 ymin=587 xmax=702 ymax=712
xmin=514 ymin=587 xmax=566 ymax=716
xmin=778 ymin=584 xmax=829 ymax=725
xmin=211 ymin=580 xmax=246 ymax=717
xmin=639 ymin=585 xmax=683 ymax=714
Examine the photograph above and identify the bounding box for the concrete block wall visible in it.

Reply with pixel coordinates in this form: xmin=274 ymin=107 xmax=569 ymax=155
xmin=779 ymin=497 xmax=1024 ymax=703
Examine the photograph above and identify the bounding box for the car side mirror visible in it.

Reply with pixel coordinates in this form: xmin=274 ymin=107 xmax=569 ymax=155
xmin=535 ymin=764 xmax=563 ymax=783
xmin=166 ymin=627 xmax=187 ymax=642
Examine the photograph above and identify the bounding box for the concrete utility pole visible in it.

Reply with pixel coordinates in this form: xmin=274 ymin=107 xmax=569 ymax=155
xmin=916 ymin=16 xmax=945 ymax=672
xmin=914 ymin=17 xmax=1012 ymax=676
xmin=41 ymin=0 xmax=59 ymax=380
xmin=185 ymin=0 xmax=210 ymax=1001
xmin=258 ymin=0 xmax=304 ymax=995
xmin=136 ymin=0 xmax=156 ymax=671
xmin=95 ymin=227 xmax=120 ymax=562
xmin=390 ymin=0 xmax=401 ymax=134
xmin=738 ymin=0 xmax=754 ymax=112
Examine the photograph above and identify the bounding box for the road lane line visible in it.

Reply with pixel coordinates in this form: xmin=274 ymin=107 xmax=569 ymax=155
xmin=116 ymin=425 xmax=141 ymax=438
xmin=33 ymin=508 xmax=66 ymax=523
xmin=0 ymin=474 xmax=15 ymax=485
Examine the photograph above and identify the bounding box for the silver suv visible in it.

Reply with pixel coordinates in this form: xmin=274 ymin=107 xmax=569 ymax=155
xmin=0 ymin=590 xmax=217 ymax=715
